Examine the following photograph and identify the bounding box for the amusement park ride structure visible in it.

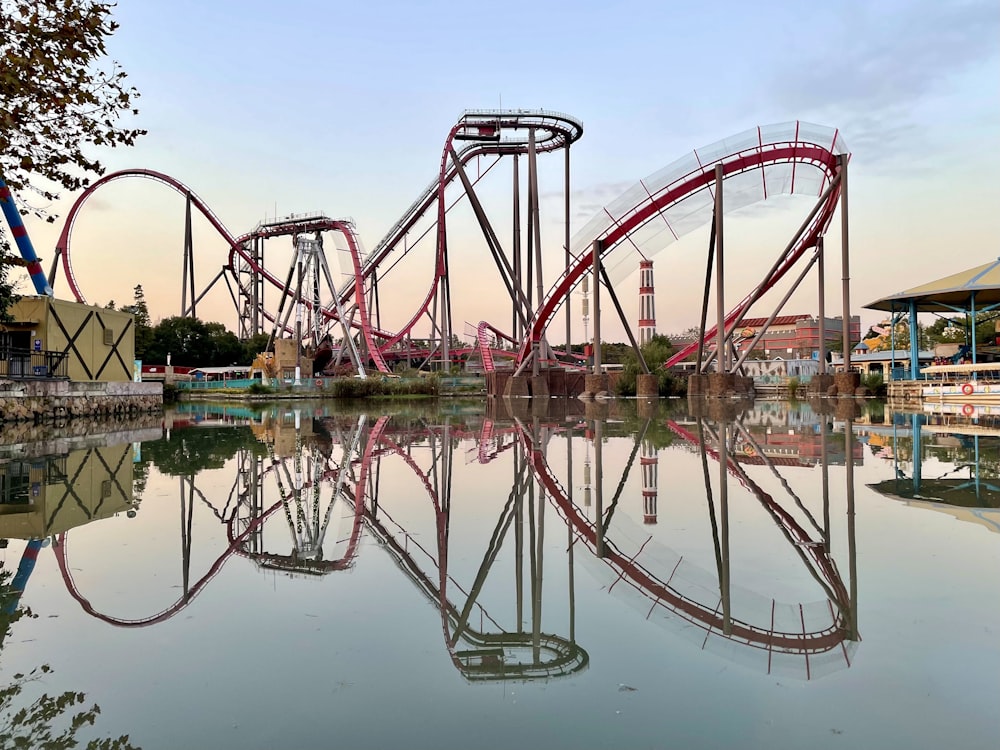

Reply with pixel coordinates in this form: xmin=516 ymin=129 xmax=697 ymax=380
xmin=36 ymin=110 xmax=852 ymax=385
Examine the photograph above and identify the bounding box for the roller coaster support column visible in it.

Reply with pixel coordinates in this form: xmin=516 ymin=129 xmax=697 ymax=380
xmin=0 ymin=174 xmax=52 ymax=296
xmin=706 ymin=164 xmax=734 ymax=396
xmin=529 ymin=129 xmax=545 ymax=378
xmin=813 ymin=237 xmax=834 ymax=394
xmin=448 ymin=146 xmax=530 ymax=327
xmin=564 ymin=144 xmax=572 ymax=358
xmin=585 ymin=240 xmax=607 ymax=395
xmin=701 ymin=174 xmax=843 ymax=382
xmin=714 ymin=165 xmax=727 ymax=373
xmin=818 ymin=237 xmax=827 ymax=374
xmin=599 ymin=265 xmax=649 ymax=375
xmin=689 ymin=219 xmax=717 ymax=396
xmin=181 ymin=194 xmax=196 ymax=317
xmin=731 ymin=248 xmax=821 ymax=373
xmin=837 ymin=154 xmax=858 ymax=394
xmin=513 ymin=155 xmax=522 ymax=340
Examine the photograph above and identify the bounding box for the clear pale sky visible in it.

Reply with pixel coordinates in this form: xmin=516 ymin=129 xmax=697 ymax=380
xmin=17 ymin=0 xmax=1000 ymax=343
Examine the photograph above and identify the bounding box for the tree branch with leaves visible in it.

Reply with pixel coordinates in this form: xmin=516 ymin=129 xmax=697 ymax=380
xmin=0 ymin=0 xmax=144 ymax=314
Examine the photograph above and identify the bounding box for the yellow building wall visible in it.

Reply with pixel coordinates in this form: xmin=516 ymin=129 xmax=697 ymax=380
xmin=0 ymin=444 xmax=134 ymax=539
xmin=9 ymin=297 xmax=136 ymax=382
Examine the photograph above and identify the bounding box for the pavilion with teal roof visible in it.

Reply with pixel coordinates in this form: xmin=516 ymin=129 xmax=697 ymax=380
xmin=864 ymin=258 xmax=1000 ymax=379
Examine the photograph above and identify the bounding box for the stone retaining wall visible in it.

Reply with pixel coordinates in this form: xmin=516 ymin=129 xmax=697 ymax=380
xmin=0 ymin=379 xmax=162 ymax=424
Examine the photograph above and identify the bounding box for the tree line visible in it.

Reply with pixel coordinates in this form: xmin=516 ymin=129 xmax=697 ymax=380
xmin=110 ymin=284 xmax=268 ymax=367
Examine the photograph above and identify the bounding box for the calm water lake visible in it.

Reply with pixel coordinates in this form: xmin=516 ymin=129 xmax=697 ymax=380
xmin=0 ymin=398 xmax=997 ymax=749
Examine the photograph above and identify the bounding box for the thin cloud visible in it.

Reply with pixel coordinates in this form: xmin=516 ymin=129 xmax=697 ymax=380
xmin=773 ymin=0 xmax=1000 ymax=166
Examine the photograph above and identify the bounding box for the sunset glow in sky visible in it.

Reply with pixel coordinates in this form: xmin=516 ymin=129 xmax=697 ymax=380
xmin=14 ymin=0 xmax=1000 ymax=342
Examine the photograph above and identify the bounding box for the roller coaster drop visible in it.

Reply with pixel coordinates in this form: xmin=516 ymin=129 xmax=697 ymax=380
xmin=45 ymin=112 xmax=850 ymax=378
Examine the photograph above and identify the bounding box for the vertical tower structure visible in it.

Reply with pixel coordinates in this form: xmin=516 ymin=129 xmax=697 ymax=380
xmin=638 ymin=259 xmax=655 ymax=345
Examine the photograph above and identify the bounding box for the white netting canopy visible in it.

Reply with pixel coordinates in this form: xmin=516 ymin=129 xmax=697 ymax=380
xmin=567 ymin=121 xmax=849 ymax=286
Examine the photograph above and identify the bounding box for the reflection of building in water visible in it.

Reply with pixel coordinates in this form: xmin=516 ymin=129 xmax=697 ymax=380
xmin=0 ymin=444 xmax=136 ymax=539
xmin=867 ymin=413 xmax=1000 ymax=534
xmin=733 ymin=427 xmax=863 ymax=467
xmin=640 ymin=438 xmax=658 ymax=524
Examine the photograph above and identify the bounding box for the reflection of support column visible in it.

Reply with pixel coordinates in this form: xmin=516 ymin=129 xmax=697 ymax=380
xmin=640 ymin=438 xmax=659 ymax=524
xmin=698 ymin=418 xmax=726 ymax=615
xmin=974 ymin=434 xmax=982 ymax=499
xmin=718 ymin=422 xmax=731 ymax=635
xmin=594 ymin=417 xmax=604 ymax=558
xmin=912 ymin=412 xmax=922 ymax=493
xmin=181 ymin=475 xmax=194 ymax=599
xmin=846 ymin=416 xmax=859 ymax=641
xmin=566 ymin=428 xmax=576 ymax=642
xmin=821 ymin=416 xmax=831 ymax=552
xmin=534 ymin=420 xmax=545 ymax=663
xmin=514 ymin=448 xmax=524 ymax=630
xmin=527 ymin=466 xmax=539 ymax=658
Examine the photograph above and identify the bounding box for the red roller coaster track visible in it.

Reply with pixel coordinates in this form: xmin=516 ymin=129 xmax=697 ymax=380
xmin=52 ymin=110 xmax=583 ymax=374
xmin=51 ymin=114 xmax=845 ymax=376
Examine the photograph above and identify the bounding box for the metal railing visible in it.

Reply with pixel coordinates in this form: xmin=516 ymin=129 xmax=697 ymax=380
xmin=0 ymin=347 xmax=69 ymax=379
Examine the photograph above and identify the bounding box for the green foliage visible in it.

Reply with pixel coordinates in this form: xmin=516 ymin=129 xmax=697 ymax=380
xmin=241 ymin=333 xmax=271 ymax=364
xmin=120 ymin=285 xmax=152 ymax=359
xmin=614 ymin=335 xmax=686 ymax=397
xmin=0 ymin=0 xmax=143 ymax=318
xmin=0 ymin=567 xmax=139 ymax=749
xmin=924 ymin=312 xmax=1000 ymax=347
xmin=328 ymin=375 xmax=439 ymax=399
xmin=0 ymin=251 xmax=16 ymax=324
xmin=861 ymin=372 xmax=886 ymax=395
xmin=161 ymin=382 xmax=178 ymax=403
xmin=137 ymin=426 xmax=264 ymax=476
xmin=0 ymin=1 xmax=144 ymax=197
xmin=247 ymin=381 xmax=275 ymax=395
xmin=787 ymin=376 xmax=800 ymax=398
xmin=143 ymin=316 xmax=244 ymax=367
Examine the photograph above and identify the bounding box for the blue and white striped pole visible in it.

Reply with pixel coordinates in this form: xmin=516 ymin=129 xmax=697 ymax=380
xmin=0 ymin=173 xmax=54 ymax=296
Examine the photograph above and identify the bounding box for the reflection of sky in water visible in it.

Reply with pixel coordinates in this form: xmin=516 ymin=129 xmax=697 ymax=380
xmin=0 ymin=401 xmax=997 ymax=750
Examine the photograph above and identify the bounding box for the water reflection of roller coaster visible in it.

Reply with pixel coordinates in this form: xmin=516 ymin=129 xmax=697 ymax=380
xmin=53 ymin=407 xmax=858 ymax=681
